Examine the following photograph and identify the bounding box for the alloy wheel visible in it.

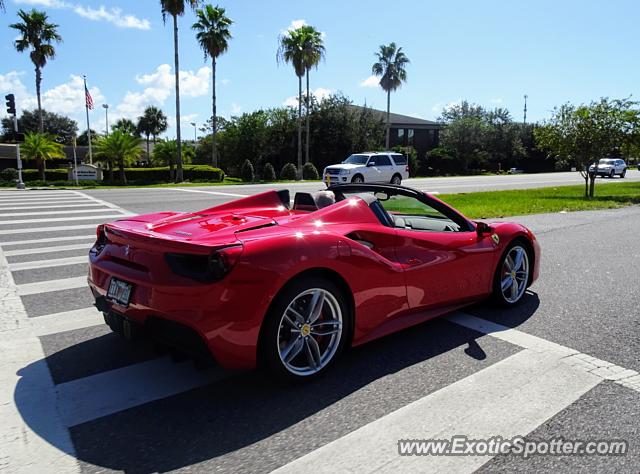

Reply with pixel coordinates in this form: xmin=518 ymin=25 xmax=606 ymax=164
xmin=500 ymin=246 xmax=529 ymax=304
xmin=277 ymin=288 xmax=343 ymax=376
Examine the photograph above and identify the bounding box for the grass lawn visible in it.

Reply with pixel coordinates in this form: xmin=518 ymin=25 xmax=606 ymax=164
xmin=437 ymin=181 xmax=640 ymax=219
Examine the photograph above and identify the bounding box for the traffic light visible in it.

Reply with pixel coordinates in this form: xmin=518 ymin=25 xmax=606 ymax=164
xmin=5 ymin=94 xmax=16 ymax=115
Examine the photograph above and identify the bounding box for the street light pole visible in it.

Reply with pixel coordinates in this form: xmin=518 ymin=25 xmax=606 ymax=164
xmin=190 ymin=122 xmax=197 ymax=142
xmin=523 ymin=94 xmax=528 ymax=124
xmin=102 ymin=104 xmax=109 ymax=136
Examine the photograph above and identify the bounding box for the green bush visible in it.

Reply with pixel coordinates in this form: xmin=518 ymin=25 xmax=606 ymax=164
xmin=280 ymin=162 xmax=297 ymax=180
xmin=240 ymin=160 xmax=255 ymax=182
xmin=118 ymin=165 xmax=224 ymax=183
xmin=22 ymin=169 xmax=68 ymax=181
xmin=262 ymin=162 xmax=276 ymax=182
xmin=302 ymin=162 xmax=319 ymax=180
xmin=0 ymin=168 xmax=18 ymax=182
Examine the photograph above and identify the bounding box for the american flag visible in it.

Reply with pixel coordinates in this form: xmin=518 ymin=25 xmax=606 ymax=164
xmin=85 ymin=84 xmax=94 ymax=110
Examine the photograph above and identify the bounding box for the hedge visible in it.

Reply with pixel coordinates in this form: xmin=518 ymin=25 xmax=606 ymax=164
xmin=19 ymin=165 xmax=224 ymax=183
xmin=22 ymin=169 xmax=68 ymax=181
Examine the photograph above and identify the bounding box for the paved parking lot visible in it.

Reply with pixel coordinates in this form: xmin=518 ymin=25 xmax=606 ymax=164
xmin=0 ymin=188 xmax=638 ymax=473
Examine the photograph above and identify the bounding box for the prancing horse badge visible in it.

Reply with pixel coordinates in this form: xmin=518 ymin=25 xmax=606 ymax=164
xmin=491 ymin=234 xmax=500 ymax=245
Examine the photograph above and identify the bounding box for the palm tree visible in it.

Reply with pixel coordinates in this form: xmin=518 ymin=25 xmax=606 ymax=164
xmin=153 ymin=139 xmax=179 ymax=180
xmin=94 ymin=131 xmax=142 ymax=184
xmin=372 ymin=42 xmax=409 ymax=149
xmin=10 ymin=9 xmax=62 ymax=133
xmin=21 ymin=132 xmax=64 ymax=181
xmin=300 ymin=25 xmax=325 ymax=164
xmin=278 ymin=28 xmax=307 ymax=179
xmin=112 ymin=118 xmax=138 ymax=136
xmin=137 ymin=106 xmax=168 ymax=161
xmin=160 ymin=0 xmax=201 ymax=182
xmin=192 ymin=4 xmax=232 ymax=168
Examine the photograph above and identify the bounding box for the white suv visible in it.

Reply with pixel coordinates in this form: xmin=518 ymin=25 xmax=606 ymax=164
xmin=322 ymin=152 xmax=409 ymax=186
xmin=589 ymin=158 xmax=627 ymax=178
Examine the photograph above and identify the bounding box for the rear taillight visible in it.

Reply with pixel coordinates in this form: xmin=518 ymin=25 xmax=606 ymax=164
xmin=91 ymin=224 xmax=109 ymax=255
xmin=166 ymin=243 xmax=243 ymax=282
xmin=405 ymin=165 xmax=409 ymax=172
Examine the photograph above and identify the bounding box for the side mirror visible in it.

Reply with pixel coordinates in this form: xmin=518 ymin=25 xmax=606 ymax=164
xmin=366 ymin=161 xmax=375 ymax=167
xmin=476 ymin=221 xmax=493 ymax=235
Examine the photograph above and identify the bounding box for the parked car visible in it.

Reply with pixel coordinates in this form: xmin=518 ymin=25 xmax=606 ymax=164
xmin=89 ymin=183 xmax=540 ymax=381
xmin=589 ymin=158 xmax=627 ymax=178
xmin=323 ymin=152 xmax=409 ymax=186
xmin=507 ymin=168 xmax=524 ymax=174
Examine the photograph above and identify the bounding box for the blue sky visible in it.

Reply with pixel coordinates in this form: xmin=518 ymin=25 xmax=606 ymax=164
xmin=2 ymin=0 xmax=639 ymax=138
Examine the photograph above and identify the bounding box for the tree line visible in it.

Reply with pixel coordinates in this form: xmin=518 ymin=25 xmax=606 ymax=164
xmin=4 ymin=1 xmax=410 ymax=183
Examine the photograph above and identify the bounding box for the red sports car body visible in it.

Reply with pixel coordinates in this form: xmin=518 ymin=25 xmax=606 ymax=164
xmin=88 ymin=184 xmax=540 ymax=380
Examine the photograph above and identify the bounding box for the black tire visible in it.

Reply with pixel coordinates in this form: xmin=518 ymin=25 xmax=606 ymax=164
xmin=609 ymin=170 xmax=615 ymax=178
xmin=261 ymin=276 xmax=351 ymax=382
xmin=492 ymin=241 xmax=532 ymax=306
xmin=620 ymin=169 xmax=626 ymax=178
xmin=351 ymin=174 xmax=364 ymax=183
xmin=390 ymin=174 xmax=402 ymax=185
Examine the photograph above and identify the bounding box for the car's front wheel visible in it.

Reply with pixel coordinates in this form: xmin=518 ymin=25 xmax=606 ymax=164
xmin=492 ymin=242 xmax=531 ymax=306
xmin=609 ymin=170 xmax=615 ymax=178
xmin=620 ymin=169 xmax=626 ymax=178
xmin=262 ymin=276 xmax=350 ymax=381
xmin=351 ymin=174 xmax=364 ymax=183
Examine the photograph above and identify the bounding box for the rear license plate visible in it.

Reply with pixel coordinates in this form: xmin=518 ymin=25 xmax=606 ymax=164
xmin=107 ymin=278 xmax=133 ymax=307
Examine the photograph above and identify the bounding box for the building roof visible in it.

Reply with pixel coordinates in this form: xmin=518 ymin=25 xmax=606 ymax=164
xmin=349 ymin=105 xmax=441 ymax=129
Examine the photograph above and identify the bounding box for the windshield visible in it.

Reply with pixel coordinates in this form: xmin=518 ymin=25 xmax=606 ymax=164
xmin=343 ymin=154 xmax=370 ymax=165
xmin=599 ymin=159 xmax=615 ymax=165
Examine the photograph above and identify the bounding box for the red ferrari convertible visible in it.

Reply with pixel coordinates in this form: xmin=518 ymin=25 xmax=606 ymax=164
xmin=88 ymin=184 xmax=540 ymax=380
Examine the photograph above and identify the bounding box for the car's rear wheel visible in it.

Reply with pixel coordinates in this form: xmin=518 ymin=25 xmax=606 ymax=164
xmin=351 ymin=174 xmax=364 ymax=183
xmin=390 ymin=174 xmax=402 ymax=185
xmin=492 ymin=243 xmax=530 ymax=306
xmin=620 ymin=169 xmax=626 ymax=178
xmin=262 ymin=277 xmax=350 ymax=381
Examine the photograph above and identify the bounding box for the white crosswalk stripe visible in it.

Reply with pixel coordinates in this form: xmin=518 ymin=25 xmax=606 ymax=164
xmin=9 ymin=256 xmax=88 ymax=272
xmin=0 ymin=189 xmax=635 ymax=473
xmin=0 ymin=208 xmax=122 ymax=218
xmin=4 ymin=243 xmax=91 ymax=257
xmin=0 ymin=234 xmax=96 ymax=247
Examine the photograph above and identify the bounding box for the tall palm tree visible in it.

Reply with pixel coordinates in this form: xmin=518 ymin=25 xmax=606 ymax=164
xmin=112 ymin=118 xmax=138 ymax=136
xmin=137 ymin=106 xmax=168 ymax=161
xmin=94 ymin=131 xmax=142 ymax=184
xmin=21 ymin=132 xmax=64 ymax=181
xmin=278 ymin=28 xmax=307 ymax=179
xmin=160 ymin=0 xmax=200 ymax=182
xmin=192 ymin=4 xmax=232 ymax=168
xmin=10 ymin=9 xmax=62 ymax=133
xmin=372 ymin=42 xmax=409 ymax=149
xmin=300 ymin=25 xmax=325 ymax=164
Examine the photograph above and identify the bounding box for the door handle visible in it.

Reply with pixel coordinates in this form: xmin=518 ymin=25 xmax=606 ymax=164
xmin=406 ymin=258 xmax=423 ymax=266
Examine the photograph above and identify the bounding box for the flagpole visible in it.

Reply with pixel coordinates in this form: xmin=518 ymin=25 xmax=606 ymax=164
xmin=83 ymin=75 xmax=93 ymax=164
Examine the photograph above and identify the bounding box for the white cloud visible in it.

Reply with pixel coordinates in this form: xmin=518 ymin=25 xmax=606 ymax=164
xmin=431 ymin=99 xmax=462 ymax=113
xmin=14 ymin=0 xmax=68 ymax=7
xmin=283 ymin=19 xmax=307 ymax=33
xmin=73 ymin=5 xmax=151 ymax=30
xmin=115 ymin=64 xmax=210 ymax=122
xmin=0 ymin=71 xmax=104 ymax=123
xmin=360 ymin=75 xmax=380 ymax=88
xmin=230 ymin=103 xmax=242 ymax=115
xmin=283 ymin=87 xmax=333 ymax=107
xmin=14 ymin=0 xmax=151 ymax=30
xmin=220 ymin=78 xmax=231 ymax=86
xmin=490 ymin=98 xmax=503 ymax=104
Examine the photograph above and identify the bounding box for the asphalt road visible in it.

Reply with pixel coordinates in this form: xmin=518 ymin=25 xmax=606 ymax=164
xmin=79 ymin=169 xmax=640 ymax=215
xmin=0 ymin=185 xmax=638 ymax=473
